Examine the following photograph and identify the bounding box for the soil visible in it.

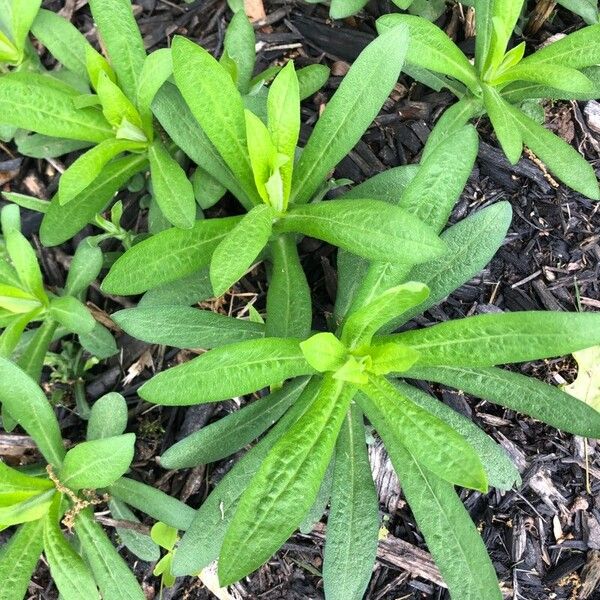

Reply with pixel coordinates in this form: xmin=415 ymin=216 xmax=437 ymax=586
xmin=2 ymin=1 xmax=600 ymax=599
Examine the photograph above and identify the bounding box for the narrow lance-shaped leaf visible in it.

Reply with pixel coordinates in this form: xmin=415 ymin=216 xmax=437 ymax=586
xmin=359 ymin=376 xmax=488 ymax=491
xmin=218 ymin=375 xmax=356 ymax=586
xmin=323 ymin=404 xmax=379 ymax=600
xmin=395 ymin=381 xmax=521 ymax=490
xmin=406 ymin=364 xmax=600 ymax=439
xmin=341 ymin=282 xmax=429 ymax=349
xmin=136 ymin=48 xmax=173 ymax=132
xmin=266 ymin=233 xmax=312 ymax=339
xmin=359 ymin=391 xmax=503 ymax=600
xmin=87 ymin=392 xmax=129 ymax=441
xmin=48 ymin=296 xmax=95 ymax=335
xmin=171 ymin=36 xmax=261 ymax=205
xmin=0 ymin=357 xmax=65 ymax=466
xmin=101 ymin=216 xmax=242 ymax=295
xmin=59 ymin=139 xmax=145 ymax=205
xmin=275 ymin=199 xmax=446 ymax=263
xmin=112 ymin=305 xmax=265 ymax=349
xmin=88 ymin=0 xmax=147 ymax=100
xmin=148 ymin=138 xmax=196 ymax=229
xmin=268 ymin=62 xmax=300 ymax=204
xmin=44 ymin=495 xmax=100 ymax=600
xmin=109 ymin=477 xmax=195 ymax=531
xmin=172 ymin=378 xmax=321 ymax=576
xmin=31 ymin=9 xmax=90 ymax=78
xmin=482 ymin=85 xmax=523 ymax=164
xmin=0 ymin=72 xmax=113 ymax=142
xmin=139 ymin=337 xmax=316 ymax=406
xmin=291 ymin=25 xmax=410 ymax=204
xmin=75 ymin=509 xmax=145 ymax=600
xmin=222 ymin=10 xmax=255 ymax=93
xmin=376 ymin=15 xmax=480 ymax=93
xmin=379 ymin=311 xmax=600 ymax=367
xmin=0 ymin=519 xmax=45 ymax=600
xmin=210 ymin=204 xmax=275 ymax=296
xmin=159 ymin=378 xmax=309 ymax=469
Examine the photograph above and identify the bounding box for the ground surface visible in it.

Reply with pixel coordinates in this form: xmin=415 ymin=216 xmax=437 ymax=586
xmin=2 ymin=1 xmax=600 ymax=599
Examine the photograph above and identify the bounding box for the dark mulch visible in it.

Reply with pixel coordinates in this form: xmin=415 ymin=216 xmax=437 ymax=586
xmin=2 ymin=1 xmax=600 ymax=599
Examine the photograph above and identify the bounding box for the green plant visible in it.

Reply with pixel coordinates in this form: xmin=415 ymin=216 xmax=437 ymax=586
xmin=0 ymin=0 xmax=41 ymax=71
xmin=378 ymin=0 xmax=600 ymax=199
xmin=109 ymin=123 xmax=600 ymax=598
xmin=0 ymin=360 xmax=196 ymax=600
xmin=0 ymin=204 xmax=116 ymax=377
xmin=557 ymin=0 xmax=599 ymax=24
xmin=103 ymin=25 xmax=451 ymax=346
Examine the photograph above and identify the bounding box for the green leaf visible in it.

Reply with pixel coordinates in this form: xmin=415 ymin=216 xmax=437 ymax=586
xmin=509 ymin=106 xmax=600 ymax=199
xmin=399 ymin=125 xmax=479 ymax=232
xmin=0 ymin=519 xmax=44 ymax=600
xmin=422 ymin=97 xmax=483 ymax=160
xmin=109 ymin=477 xmax=195 ymax=531
xmin=3 ymin=223 xmax=46 ymax=301
xmin=0 ymin=461 xmax=53 ymax=506
xmin=136 ymin=48 xmax=172 ymax=132
xmin=152 ymin=83 xmax=257 ymax=210
xmin=395 ymin=381 xmax=521 ymax=490
xmin=87 ymin=392 xmax=128 ymax=441
xmin=9 ymin=0 xmax=42 ymax=53
xmin=557 ymin=0 xmax=599 ymax=24
xmin=172 ymin=36 xmax=259 ymax=204
xmin=0 ymin=312 xmax=37 ymax=358
xmin=291 ymin=25 xmax=409 ymax=204
xmin=494 ymin=62 xmax=595 ymax=96
xmin=191 ymin=167 xmax=227 ymax=210
xmin=139 ymin=338 xmax=316 ymax=405
xmin=40 ymin=154 xmax=147 ymax=247
xmin=376 ymin=15 xmax=479 ymax=93
xmin=148 ymin=138 xmax=196 ymax=229
xmin=330 ymin=0 xmax=369 ymax=18
xmin=341 ymin=282 xmax=429 ymax=349
xmin=474 ymin=0 xmax=493 ymax=72
xmin=223 ymin=10 xmax=255 ymax=93
xmin=218 ymin=375 xmax=355 ymax=586
xmin=0 ymin=286 xmax=42 ymax=313
xmin=359 ymin=376 xmax=487 ymax=490
xmin=0 ymin=72 xmax=112 ymax=142
xmin=58 ymin=139 xmax=144 ymax=205
xmin=276 ymin=199 xmax=446 ymax=263
xmin=139 ymin=268 xmax=213 ymax=307
xmin=151 ymin=522 xmax=178 ymax=552
xmin=79 ymin=323 xmax=118 ymax=359
xmin=113 ymin=305 xmax=264 ymax=349
xmin=60 ymin=434 xmax=135 ymax=490
xmin=323 ymin=405 xmax=379 ymax=600
xmin=391 ymin=202 xmax=513 ymax=330
xmin=172 ymin=377 xmax=320 ymax=575
xmin=49 ymin=296 xmax=95 ymax=335
xmin=65 ymin=239 xmax=103 ymax=297
xmin=0 ymin=488 xmax=54 ymax=531
xmin=297 ymin=64 xmax=330 ymax=99
xmin=359 ymin=391 xmax=502 ymax=600
xmin=485 ymin=0 xmax=525 ymax=72
xmin=85 ymin=44 xmax=117 ymax=90
xmin=482 ymin=85 xmax=522 ymax=164
xmin=109 ymin=499 xmax=160 ymax=562
xmin=31 ymin=9 xmax=90 ymax=79
xmin=367 ymin=343 xmax=420 ymax=375
xmin=408 ymin=364 xmax=600 ymax=439
xmin=268 ymin=62 xmax=300 ymax=203
xmin=88 ymin=0 xmax=147 ymax=100
xmin=0 ymin=357 xmax=64 ymax=466
xmin=517 ymin=24 xmax=600 ymax=70
xmin=102 ymin=216 xmax=241 ymax=295
xmin=17 ymin=318 xmax=58 ymax=383
xmin=75 ymin=509 xmax=145 ymax=600
xmin=96 ymin=69 xmax=143 ymax=131
xmin=382 ymin=311 xmax=600 ymax=367
xmin=160 ymin=378 xmax=308 ymax=469
xmin=300 ymin=332 xmax=348 ymax=372
xmin=210 ymin=204 xmax=275 ymax=296
xmin=44 ymin=496 xmax=100 ymax=600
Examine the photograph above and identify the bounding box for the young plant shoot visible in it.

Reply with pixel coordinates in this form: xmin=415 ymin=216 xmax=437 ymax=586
xmin=377 ymin=0 xmax=600 ymax=198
